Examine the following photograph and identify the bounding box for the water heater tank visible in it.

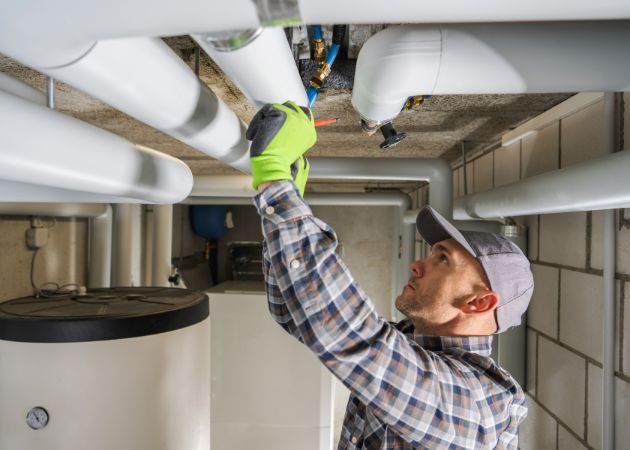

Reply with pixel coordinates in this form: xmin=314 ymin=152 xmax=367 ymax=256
xmin=0 ymin=287 xmax=210 ymax=450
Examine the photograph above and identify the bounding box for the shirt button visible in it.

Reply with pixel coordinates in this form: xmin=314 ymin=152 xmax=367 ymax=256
xmin=351 ymin=436 xmax=358 ymax=444
xmin=290 ymin=259 xmax=300 ymax=269
xmin=264 ymin=206 xmax=275 ymax=215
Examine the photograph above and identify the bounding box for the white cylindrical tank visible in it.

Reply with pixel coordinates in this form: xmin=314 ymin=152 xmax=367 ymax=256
xmin=0 ymin=287 xmax=210 ymax=450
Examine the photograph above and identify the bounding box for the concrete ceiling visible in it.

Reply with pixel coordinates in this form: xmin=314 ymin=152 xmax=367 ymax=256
xmin=0 ymin=32 xmax=573 ymax=193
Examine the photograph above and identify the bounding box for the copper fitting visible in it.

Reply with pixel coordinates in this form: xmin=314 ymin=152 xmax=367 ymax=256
xmin=309 ymin=63 xmax=332 ymax=89
xmin=403 ymin=95 xmax=425 ymax=111
xmin=312 ymin=38 xmax=326 ymax=64
xmin=360 ymin=119 xmax=380 ymax=136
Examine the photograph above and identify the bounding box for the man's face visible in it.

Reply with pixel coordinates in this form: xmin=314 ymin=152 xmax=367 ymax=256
xmin=395 ymin=238 xmax=491 ymax=332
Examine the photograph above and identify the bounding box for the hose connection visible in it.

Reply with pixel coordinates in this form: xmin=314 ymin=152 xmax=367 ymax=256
xmin=379 ymin=122 xmax=407 ymax=149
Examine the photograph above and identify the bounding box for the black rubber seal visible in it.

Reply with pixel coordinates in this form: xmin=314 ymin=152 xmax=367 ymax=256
xmin=0 ymin=288 xmax=209 ymax=343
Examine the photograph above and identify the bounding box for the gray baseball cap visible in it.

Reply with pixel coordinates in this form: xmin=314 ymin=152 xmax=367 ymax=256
xmin=415 ymin=206 xmax=534 ymax=334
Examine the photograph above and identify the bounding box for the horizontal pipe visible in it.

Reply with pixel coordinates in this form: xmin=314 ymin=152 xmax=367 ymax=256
xmin=0 ymin=180 xmax=146 ymax=203
xmin=454 ymin=149 xmax=630 ymax=219
xmin=193 ymin=27 xmax=308 ymax=109
xmin=0 ymin=90 xmax=193 ymax=204
xmin=0 ymin=203 xmax=108 ymax=217
xmin=183 ymin=192 xmax=411 ymax=207
xmin=353 ymin=22 xmax=630 ymax=123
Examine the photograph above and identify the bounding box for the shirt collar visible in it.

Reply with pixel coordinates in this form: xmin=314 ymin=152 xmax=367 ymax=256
xmin=397 ymin=319 xmax=493 ymax=357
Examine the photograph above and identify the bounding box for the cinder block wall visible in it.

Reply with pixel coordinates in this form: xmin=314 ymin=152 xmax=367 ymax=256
xmin=447 ymin=94 xmax=630 ymax=450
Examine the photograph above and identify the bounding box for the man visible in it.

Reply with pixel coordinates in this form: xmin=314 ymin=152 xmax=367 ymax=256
xmin=247 ymin=101 xmax=534 ymax=449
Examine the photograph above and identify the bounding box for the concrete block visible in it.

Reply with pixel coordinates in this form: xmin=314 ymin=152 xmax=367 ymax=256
xmin=494 ymin=141 xmax=520 ymax=187
xmin=518 ymin=394 xmax=557 ymax=450
xmin=592 ymin=210 xmax=630 ymax=276
xmin=521 ymin=122 xmax=559 ymax=179
xmin=539 ymin=212 xmax=587 ymax=268
xmin=537 ymin=336 xmax=586 ymax=436
xmin=526 ymin=330 xmax=537 ymax=396
xmin=560 ymin=270 xmax=606 ymax=362
xmin=561 ymin=100 xmax=606 ymax=168
xmin=473 ymin=152 xmax=493 ymax=193
xmin=558 ymin=425 xmax=588 ymax=450
xmin=527 ymin=264 xmax=559 ymax=338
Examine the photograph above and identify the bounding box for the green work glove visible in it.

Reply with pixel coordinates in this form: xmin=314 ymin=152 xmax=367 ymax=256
xmin=246 ymin=101 xmax=316 ymax=195
xmin=291 ymin=156 xmax=310 ymax=197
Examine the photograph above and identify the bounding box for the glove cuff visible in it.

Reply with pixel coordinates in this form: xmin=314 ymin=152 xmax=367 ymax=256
xmin=251 ymin=156 xmax=293 ymax=190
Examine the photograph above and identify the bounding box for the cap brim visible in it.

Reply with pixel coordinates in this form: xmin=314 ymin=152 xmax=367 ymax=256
xmin=416 ymin=206 xmax=476 ymax=257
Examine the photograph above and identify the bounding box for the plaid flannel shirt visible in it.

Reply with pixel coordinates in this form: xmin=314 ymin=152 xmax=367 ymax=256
xmin=255 ymin=181 xmax=527 ymax=450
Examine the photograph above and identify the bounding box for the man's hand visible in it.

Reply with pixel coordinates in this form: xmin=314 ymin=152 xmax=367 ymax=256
xmin=246 ymin=101 xmax=316 ymax=196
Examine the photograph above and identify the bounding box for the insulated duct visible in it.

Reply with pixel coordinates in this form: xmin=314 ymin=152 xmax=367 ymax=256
xmin=352 ymin=22 xmax=630 ymax=125
xmin=0 ymin=90 xmax=193 ymax=204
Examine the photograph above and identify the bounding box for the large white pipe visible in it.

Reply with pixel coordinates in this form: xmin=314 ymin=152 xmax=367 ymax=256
xmin=88 ymin=205 xmax=113 ymax=289
xmin=0 ymin=90 xmax=193 ymax=204
xmin=152 ymin=205 xmax=174 ymax=287
xmin=453 ymin=149 xmax=630 ymax=219
xmin=0 ymin=180 xmax=145 ymax=203
xmin=190 ymin=157 xmax=452 ymax=218
xmin=0 ymin=72 xmax=46 ymax=105
xmin=602 ymin=92 xmax=617 ymax=450
xmin=1 ymin=0 xmax=630 ymax=54
xmin=353 ymin=22 xmax=630 ymax=124
xmin=193 ymin=28 xmax=308 ymax=109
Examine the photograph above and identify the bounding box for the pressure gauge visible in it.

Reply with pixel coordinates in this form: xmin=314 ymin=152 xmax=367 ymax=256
xmin=26 ymin=407 xmax=49 ymax=430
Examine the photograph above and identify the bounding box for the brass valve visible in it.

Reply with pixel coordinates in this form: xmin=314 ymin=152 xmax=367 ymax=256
xmin=311 ymin=38 xmax=326 ymax=65
xmin=309 ymin=63 xmax=332 ymax=89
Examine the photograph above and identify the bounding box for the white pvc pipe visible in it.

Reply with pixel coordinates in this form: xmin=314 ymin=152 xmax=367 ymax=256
xmin=143 ymin=206 xmax=154 ymax=286
xmin=353 ymin=22 xmax=630 ymax=124
xmin=602 ymin=92 xmax=617 ymax=450
xmin=112 ymin=205 xmax=143 ymax=287
xmin=453 ymin=149 xmax=630 ymax=219
xmin=2 ymin=0 xmax=630 ymax=61
xmin=88 ymin=205 xmax=113 ymax=289
xmin=0 ymin=72 xmax=46 ymax=105
xmin=193 ymin=28 xmax=308 ymax=109
xmin=190 ymin=157 xmax=452 ymax=218
xmin=0 ymin=90 xmax=193 ymax=204
xmin=309 ymin=158 xmax=453 ymax=219
xmin=0 ymin=180 xmax=146 ymax=203
xmin=152 ymin=204 xmax=173 ymax=287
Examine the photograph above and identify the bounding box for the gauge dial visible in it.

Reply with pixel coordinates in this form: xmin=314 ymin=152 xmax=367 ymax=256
xmin=26 ymin=407 xmax=49 ymax=430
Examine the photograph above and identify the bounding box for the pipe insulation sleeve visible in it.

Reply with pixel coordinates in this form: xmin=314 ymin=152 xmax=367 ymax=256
xmin=453 ymin=149 xmax=630 ymax=219
xmin=0 ymin=90 xmax=193 ymax=204
xmin=193 ymin=27 xmax=308 ymax=109
xmin=352 ymin=22 xmax=630 ymax=123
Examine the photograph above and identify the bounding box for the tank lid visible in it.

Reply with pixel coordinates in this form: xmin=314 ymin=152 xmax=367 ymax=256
xmin=0 ymin=288 xmax=208 ymax=343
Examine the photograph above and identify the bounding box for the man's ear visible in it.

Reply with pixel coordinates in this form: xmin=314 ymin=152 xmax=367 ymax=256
xmin=460 ymin=290 xmax=499 ymax=315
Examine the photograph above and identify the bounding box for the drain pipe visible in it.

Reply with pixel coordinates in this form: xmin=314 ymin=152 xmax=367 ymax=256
xmin=0 ymin=90 xmax=193 ymax=204
xmin=602 ymin=92 xmax=617 ymax=450
xmin=352 ymin=22 xmax=630 ymax=127
xmin=152 ymin=205 xmax=174 ymax=287
xmin=192 ymin=27 xmax=308 ymax=109
xmin=184 ymin=192 xmax=413 ymax=318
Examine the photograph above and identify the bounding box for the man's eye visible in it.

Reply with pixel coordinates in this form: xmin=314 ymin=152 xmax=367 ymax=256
xmin=440 ymin=254 xmax=449 ymax=264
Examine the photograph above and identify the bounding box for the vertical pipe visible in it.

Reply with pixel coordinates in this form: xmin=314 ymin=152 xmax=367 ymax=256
xmin=46 ymin=76 xmax=55 ymax=109
xmin=88 ymin=205 xmax=113 ymax=288
xmin=113 ymin=204 xmax=142 ymax=286
xmin=602 ymin=91 xmax=617 ymax=450
xmin=143 ymin=206 xmax=154 ymax=286
xmin=152 ymin=204 xmax=173 ymax=287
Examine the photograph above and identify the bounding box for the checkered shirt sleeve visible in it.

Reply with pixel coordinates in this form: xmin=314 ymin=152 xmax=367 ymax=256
xmin=255 ymin=181 xmax=527 ymax=449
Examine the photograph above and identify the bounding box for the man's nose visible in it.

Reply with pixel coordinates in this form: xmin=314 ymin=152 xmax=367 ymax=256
xmin=410 ymin=259 xmax=425 ymax=278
